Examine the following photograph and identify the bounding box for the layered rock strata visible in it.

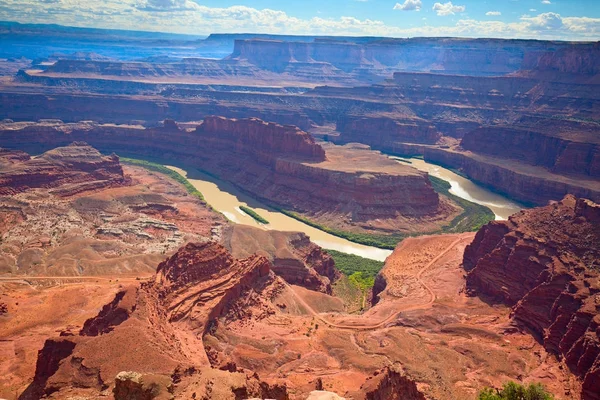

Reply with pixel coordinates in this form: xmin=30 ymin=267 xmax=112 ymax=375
xmin=225 ymin=225 xmax=340 ymax=294
xmin=0 ymin=142 xmax=127 ymax=196
xmin=20 ymin=242 xmax=287 ymax=399
xmin=0 ymin=118 xmax=441 ymax=230
xmin=463 ymin=195 xmax=600 ymax=399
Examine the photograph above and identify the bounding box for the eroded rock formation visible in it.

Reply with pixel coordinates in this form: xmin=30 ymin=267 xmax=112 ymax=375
xmin=463 ymin=195 xmax=600 ymax=399
xmin=19 ymin=242 xmax=288 ymax=399
xmin=225 ymin=225 xmax=339 ymax=294
xmin=0 ymin=142 xmax=127 ymax=196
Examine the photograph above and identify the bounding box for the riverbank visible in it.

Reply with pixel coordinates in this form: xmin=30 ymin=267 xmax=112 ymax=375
xmin=123 ymin=155 xmax=494 ymax=253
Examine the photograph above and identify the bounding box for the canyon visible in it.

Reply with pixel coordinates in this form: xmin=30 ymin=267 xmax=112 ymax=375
xmin=0 ymin=117 xmax=460 ymax=239
xmin=1 ymin=37 xmax=598 ymax=206
xmin=1 ymin=25 xmax=600 ymax=400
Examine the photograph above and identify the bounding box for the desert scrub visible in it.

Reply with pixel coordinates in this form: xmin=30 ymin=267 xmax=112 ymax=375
xmin=478 ymin=382 xmax=554 ymax=400
xmin=239 ymin=205 xmax=269 ymax=224
xmin=120 ymin=157 xmax=206 ymax=202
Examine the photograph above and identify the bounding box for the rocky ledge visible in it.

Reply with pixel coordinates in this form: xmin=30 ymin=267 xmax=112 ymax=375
xmin=0 ymin=142 xmax=127 ymax=197
xmin=463 ymin=195 xmax=600 ymax=399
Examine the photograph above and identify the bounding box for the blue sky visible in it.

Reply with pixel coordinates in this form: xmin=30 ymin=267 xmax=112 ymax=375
xmin=0 ymin=0 xmax=599 ymax=40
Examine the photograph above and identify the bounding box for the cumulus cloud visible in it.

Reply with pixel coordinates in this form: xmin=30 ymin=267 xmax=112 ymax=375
xmin=0 ymin=0 xmax=598 ymax=41
xmin=541 ymin=0 xmax=551 ymax=4
xmin=432 ymin=2 xmax=466 ymax=16
xmin=486 ymin=11 xmax=501 ymax=16
xmin=522 ymin=12 xmax=563 ymax=30
xmin=393 ymin=0 xmax=422 ymax=11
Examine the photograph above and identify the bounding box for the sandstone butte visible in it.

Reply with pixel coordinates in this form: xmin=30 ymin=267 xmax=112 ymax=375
xmin=0 ymin=117 xmax=447 ymax=235
xmin=463 ymin=195 xmax=600 ymax=399
xmin=19 ymin=241 xmax=424 ymax=400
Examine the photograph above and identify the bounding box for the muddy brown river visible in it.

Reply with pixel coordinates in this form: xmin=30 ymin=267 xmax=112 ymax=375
xmin=168 ymin=158 xmax=523 ymax=261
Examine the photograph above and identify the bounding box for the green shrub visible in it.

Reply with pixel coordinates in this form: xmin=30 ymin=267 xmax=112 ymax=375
xmin=478 ymin=382 xmax=554 ymax=400
xmin=239 ymin=205 xmax=269 ymax=224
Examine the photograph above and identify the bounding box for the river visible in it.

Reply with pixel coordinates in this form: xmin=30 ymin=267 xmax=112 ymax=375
xmin=168 ymin=166 xmax=393 ymax=261
xmin=168 ymin=157 xmax=522 ymax=262
xmin=390 ymin=156 xmax=523 ymax=220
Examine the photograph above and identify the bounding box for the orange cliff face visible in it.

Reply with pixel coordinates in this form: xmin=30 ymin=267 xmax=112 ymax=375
xmin=463 ymin=195 xmax=600 ymax=400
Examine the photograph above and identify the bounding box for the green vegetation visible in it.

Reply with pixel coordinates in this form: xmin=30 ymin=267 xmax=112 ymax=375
xmin=428 ymin=175 xmax=495 ymax=233
xmin=280 ymin=210 xmax=402 ymax=249
xmin=325 ymin=249 xmax=384 ymax=279
xmin=239 ymin=205 xmax=269 ymax=224
xmin=120 ymin=157 xmax=206 ymax=203
xmin=326 ymin=249 xmax=384 ymax=310
xmin=478 ymin=382 xmax=554 ymax=400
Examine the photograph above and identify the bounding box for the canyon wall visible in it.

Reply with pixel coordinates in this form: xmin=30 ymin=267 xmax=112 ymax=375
xmin=416 ymin=146 xmax=600 ymax=205
xmin=463 ymin=195 xmax=600 ymax=400
xmin=336 ymin=115 xmax=441 ymax=147
xmin=0 ymin=118 xmax=440 ymax=227
xmin=461 ymin=125 xmax=600 ymax=178
xmin=230 ymin=37 xmax=575 ymax=76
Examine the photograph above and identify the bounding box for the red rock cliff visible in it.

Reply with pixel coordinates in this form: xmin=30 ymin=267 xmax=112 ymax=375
xmin=463 ymin=195 xmax=600 ymax=399
xmin=336 ymin=115 xmax=441 ymax=147
xmin=196 ymin=116 xmax=326 ymax=161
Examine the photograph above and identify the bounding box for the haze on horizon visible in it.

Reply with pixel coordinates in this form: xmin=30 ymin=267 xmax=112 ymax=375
xmin=0 ymin=0 xmax=599 ymax=41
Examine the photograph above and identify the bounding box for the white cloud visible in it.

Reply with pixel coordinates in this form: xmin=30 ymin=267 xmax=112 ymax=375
xmin=393 ymin=0 xmax=422 ymax=11
xmin=0 ymin=0 xmax=597 ymax=41
xmin=530 ymin=8 xmax=537 ymax=12
xmin=522 ymin=12 xmax=563 ymax=30
xmin=432 ymin=2 xmax=466 ymax=16
xmin=541 ymin=0 xmax=551 ymax=4
xmin=486 ymin=11 xmax=501 ymax=16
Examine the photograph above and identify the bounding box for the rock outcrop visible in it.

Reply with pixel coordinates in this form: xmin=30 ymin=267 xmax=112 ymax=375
xmin=460 ymin=123 xmax=600 ymax=178
xmin=20 ymin=242 xmax=288 ymax=399
xmin=225 ymin=225 xmax=340 ymax=294
xmin=463 ymin=195 xmax=600 ymax=399
xmin=0 ymin=142 xmax=127 ymax=196
xmin=0 ymin=118 xmax=443 ymax=233
xmin=198 ymin=115 xmax=326 ymax=161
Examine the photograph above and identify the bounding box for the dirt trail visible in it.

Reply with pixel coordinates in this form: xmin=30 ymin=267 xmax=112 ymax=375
xmin=284 ymin=236 xmax=467 ymax=331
